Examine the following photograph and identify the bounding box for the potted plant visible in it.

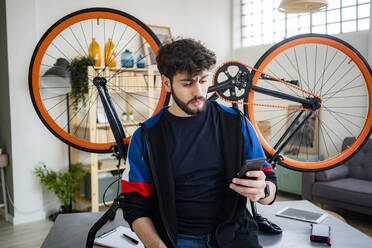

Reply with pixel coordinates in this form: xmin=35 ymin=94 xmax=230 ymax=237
xmin=0 ymin=146 xmax=2 ymax=154
xmin=121 ymin=112 xmax=127 ymax=122
xmin=128 ymin=111 xmax=134 ymax=121
xmin=34 ymin=162 xmax=87 ymax=221
xmin=67 ymin=56 xmax=92 ymax=111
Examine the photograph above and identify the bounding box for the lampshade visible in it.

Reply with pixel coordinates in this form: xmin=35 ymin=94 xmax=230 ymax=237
xmin=40 ymin=58 xmax=71 ymax=96
xmin=279 ymin=0 xmax=328 ymax=13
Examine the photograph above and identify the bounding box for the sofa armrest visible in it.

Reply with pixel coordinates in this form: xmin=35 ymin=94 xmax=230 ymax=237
xmin=302 ymin=172 xmax=315 ymax=201
xmin=315 ymin=165 xmax=349 ymax=182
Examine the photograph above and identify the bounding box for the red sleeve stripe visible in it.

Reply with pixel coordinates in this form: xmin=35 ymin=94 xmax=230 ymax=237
xmin=261 ymin=165 xmax=273 ymax=171
xmin=121 ymin=180 xmax=154 ymax=197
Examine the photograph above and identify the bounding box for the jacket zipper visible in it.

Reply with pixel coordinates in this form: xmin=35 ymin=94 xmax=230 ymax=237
xmin=142 ymin=126 xmax=177 ymax=248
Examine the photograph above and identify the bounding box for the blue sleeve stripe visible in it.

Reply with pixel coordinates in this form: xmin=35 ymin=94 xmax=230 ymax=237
xmin=242 ymin=117 xmax=267 ymax=160
xmin=124 ymin=128 xmax=153 ymax=184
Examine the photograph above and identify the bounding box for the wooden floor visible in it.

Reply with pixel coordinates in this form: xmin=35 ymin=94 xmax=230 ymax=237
xmin=0 ymin=192 xmax=371 ymax=247
xmin=0 ymin=217 xmax=53 ymax=248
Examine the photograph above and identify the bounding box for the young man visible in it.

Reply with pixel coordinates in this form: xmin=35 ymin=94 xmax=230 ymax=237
xmin=121 ymin=39 xmax=277 ymax=248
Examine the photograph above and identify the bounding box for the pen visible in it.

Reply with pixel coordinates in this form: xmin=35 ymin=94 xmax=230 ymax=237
xmin=122 ymin=233 xmax=139 ymax=245
xmin=97 ymin=228 xmax=117 ymax=238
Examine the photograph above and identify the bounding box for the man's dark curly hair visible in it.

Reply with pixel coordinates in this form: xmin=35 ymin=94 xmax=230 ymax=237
xmin=156 ymin=38 xmax=216 ymax=81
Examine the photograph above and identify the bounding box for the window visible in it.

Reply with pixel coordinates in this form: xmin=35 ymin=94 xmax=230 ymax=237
xmin=241 ymin=0 xmax=370 ymax=47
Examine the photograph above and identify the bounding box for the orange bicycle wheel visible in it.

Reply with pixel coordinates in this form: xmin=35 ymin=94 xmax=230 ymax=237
xmin=29 ymin=8 xmax=169 ymax=153
xmin=244 ymin=33 xmax=372 ymax=171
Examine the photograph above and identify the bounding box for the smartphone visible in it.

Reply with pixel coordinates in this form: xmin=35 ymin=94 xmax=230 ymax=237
xmin=237 ymin=157 xmax=266 ymax=179
xmin=310 ymin=223 xmax=331 ymax=246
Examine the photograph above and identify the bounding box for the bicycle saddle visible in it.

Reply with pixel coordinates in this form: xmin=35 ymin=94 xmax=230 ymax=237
xmin=254 ymin=214 xmax=282 ymax=234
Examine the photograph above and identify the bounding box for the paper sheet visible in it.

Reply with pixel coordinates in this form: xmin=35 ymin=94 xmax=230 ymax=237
xmin=94 ymin=226 xmax=144 ymax=248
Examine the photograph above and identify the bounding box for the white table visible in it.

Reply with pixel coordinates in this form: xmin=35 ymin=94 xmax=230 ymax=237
xmin=42 ymin=200 xmax=372 ymax=247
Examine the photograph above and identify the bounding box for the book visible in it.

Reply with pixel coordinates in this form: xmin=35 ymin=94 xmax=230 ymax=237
xmin=94 ymin=226 xmax=144 ymax=248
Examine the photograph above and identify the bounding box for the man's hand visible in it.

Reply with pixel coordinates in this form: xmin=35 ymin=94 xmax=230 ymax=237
xmin=229 ymin=170 xmax=267 ymax=202
xmin=132 ymin=217 xmax=167 ymax=248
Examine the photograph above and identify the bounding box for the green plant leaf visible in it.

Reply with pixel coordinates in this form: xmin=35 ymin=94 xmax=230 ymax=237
xmin=68 ymin=56 xmax=92 ymax=111
xmin=34 ymin=162 xmax=88 ymax=208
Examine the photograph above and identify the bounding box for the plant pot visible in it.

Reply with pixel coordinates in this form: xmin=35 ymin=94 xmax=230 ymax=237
xmin=129 ymin=115 xmax=134 ymax=121
xmin=49 ymin=205 xmax=82 ymax=222
xmin=121 ymin=115 xmax=128 ymax=122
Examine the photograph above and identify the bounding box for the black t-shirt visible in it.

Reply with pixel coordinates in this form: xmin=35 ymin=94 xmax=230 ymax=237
xmin=163 ymin=101 xmax=226 ymax=235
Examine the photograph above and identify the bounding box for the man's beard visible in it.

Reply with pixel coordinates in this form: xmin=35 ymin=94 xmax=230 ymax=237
xmin=171 ymin=88 xmax=207 ymax=115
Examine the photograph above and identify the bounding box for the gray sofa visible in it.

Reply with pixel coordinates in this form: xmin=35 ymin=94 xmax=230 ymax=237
xmin=302 ymin=137 xmax=372 ymax=215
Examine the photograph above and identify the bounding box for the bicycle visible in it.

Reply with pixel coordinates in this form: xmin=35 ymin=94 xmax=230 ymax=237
xmin=29 ymin=8 xmax=372 ymax=173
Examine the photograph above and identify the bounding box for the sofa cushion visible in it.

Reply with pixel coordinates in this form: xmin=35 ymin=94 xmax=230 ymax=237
xmin=312 ymin=178 xmax=372 ymax=208
xmin=342 ymin=138 xmax=372 ymax=181
xmin=316 ymin=165 xmax=349 ymax=181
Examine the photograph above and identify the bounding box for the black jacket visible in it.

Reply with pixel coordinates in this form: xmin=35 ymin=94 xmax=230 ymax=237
xmin=122 ymin=102 xmax=276 ymax=248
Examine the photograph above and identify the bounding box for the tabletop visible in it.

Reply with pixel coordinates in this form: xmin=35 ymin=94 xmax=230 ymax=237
xmin=41 ymin=200 xmax=372 ymax=247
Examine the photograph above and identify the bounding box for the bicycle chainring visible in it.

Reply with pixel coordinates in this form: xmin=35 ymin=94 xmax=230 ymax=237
xmin=213 ymin=61 xmax=251 ymax=101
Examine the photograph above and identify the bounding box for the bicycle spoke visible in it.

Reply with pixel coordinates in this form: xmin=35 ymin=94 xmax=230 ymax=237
xmin=319 ymin=56 xmax=348 ymax=97
xmin=69 ymin=26 xmax=88 ymax=57
xmin=322 ymin=82 xmax=365 ymax=97
xmin=322 ymin=74 xmax=362 ymax=101
xmin=59 ymin=33 xmax=84 ymax=58
xmin=318 ymin=45 xmax=329 ymax=95
xmin=316 ymin=49 xmax=338 ymax=96
xmin=80 ymin=22 xmax=90 ymax=54
xmin=72 ymin=91 xmax=100 ymax=136
xmin=51 ymin=43 xmax=72 ymax=62
xmin=312 ymin=44 xmax=317 ymax=94
xmin=324 ymin=106 xmax=356 ymax=138
xmin=321 ymin=64 xmax=355 ymax=98
xmin=264 ymin=68 xmax=301 ymax=98
xmin=42 ymin=94 xmax=66 ymax=101
xmin=292 ymin=47 xmax=306 ymax=97
xmin=66 ymin=88 xmax=98 ymax=130
xmin=45 ymin=52 xmax=58 ymax=61
xmin=272 ymin=60 xmax=302 ymax=98
xmin=305 ymin=45 xmax=309 ymax=90
xmin=47 ymin=96 xmax=67 ymax=112
xmin=108 ymin=89 xmax=148 ymax=120
xmin=322 ymin=106 xmax=362 ymax=129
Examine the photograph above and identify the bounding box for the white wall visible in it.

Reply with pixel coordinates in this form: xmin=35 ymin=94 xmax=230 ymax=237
xmin=5 ymin=0 xmax=232 ymax=224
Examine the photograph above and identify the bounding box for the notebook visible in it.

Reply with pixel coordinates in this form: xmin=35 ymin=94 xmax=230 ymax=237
xmin=94 ymin=226 xmax=144 ymax=248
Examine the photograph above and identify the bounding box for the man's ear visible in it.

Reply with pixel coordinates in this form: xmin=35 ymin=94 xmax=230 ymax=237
xmin=162 ymin=75 xmax=171 ymax=93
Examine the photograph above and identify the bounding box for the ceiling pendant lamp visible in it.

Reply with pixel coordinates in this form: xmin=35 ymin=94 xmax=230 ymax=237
xmin=279 ymin=0 xmax=328 ymax=13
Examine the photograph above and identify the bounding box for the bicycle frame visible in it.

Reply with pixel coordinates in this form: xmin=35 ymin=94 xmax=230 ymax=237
xmin=208 ymin=73 xmax=320 ymax=165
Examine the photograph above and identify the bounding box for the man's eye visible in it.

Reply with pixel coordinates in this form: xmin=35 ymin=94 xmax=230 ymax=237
xmin=201 ymin=80 xmax=207 ymax=84
xmin=183 ymin=83 xmax=192 ymax=87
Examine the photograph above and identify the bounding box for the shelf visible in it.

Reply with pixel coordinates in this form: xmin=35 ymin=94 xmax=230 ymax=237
xmin=91 ymin=66 xmax=149 ymax=72
xmin=76 ymin=195 xmax=92 ymax=206
xmin=97 ymin=120 xmax=144 ymax=128
xmin=75 ymin=196 xmax=114 ymax=207
xmin=99 ymin=201 xmax=113 ymax=207
xmin=78 ymin=163 xmax=125 ymax=173
xmin=73 ymin=120 xmax=144 ymax=130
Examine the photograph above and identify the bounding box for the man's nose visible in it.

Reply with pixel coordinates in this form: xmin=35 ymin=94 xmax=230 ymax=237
xmin=192 ymin=82 xmax=203 ymax=96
